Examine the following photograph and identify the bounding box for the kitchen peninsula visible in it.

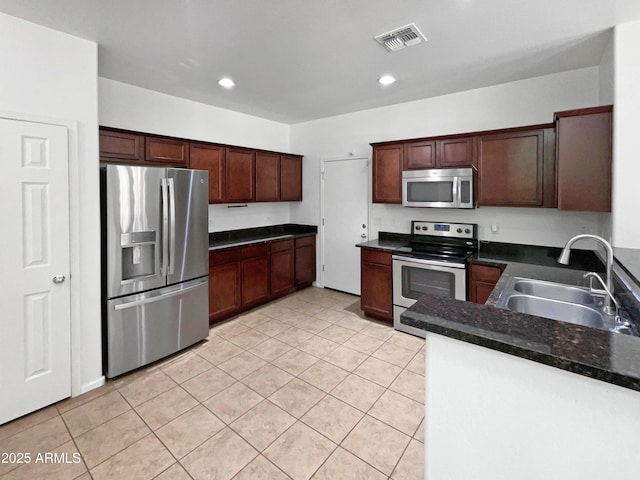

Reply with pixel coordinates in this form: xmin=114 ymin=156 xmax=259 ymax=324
xmin=401 ymin=252 xmax=640 ymax=480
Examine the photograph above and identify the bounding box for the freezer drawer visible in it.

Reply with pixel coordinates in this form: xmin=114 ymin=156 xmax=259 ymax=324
xmin=105 ymin=277 xmax=209 ymax=378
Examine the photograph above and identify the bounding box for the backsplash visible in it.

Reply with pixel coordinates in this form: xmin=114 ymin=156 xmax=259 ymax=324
xmin=372 ymin=204 xmax=611 ymax=249
xmin=208 ymin=203 xmax=291 ymax=232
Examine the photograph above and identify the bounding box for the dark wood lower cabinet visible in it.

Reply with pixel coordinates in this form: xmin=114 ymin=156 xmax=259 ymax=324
xmin=271 ymin=240 xmax=295 ymax=297
xmin=360 ymin=248 xmax=393 ymax=322
xmin=208 ymin=234 xmax=316 ymax=324
xmin=468 ymin=262 xmax=504 ymax=304
xmin=295 ymin=235 xmax=316 ymax=287
xmin=209 ymin=250 xmax=241 ymax=323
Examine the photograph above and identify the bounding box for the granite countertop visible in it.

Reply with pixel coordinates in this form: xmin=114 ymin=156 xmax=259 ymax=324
xmin=401 ymin=254 xmax=640 ymax=392
xmin=209 ymin=224 xmax=317 ymax=251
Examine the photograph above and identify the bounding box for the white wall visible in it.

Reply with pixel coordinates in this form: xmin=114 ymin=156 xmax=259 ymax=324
xmin=291 ymin=67 xmax=607 ymax=248
xmin=612 ymin=20 xmax=640 ymax=248
xmin=425 ymin=332 xmax=640 ymax=480
xmin=0 ymin=12 xmax=102 ymax=394
xmin=99 ymin=78 xmax=294 ymax=232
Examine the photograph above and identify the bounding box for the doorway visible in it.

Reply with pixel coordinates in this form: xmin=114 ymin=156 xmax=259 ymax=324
xmin=0 ymin=118 xmax=71 ymax=424
xmin=321 ymin=155 xmax=370 ymax=295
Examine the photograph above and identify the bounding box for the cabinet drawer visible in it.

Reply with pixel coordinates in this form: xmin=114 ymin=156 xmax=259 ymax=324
xmin=241 ymin=243 xmax=268 ymax=259
xmin=361 ymin=248 xmax=392 ymax=266
xmin=271 ymin=238 xmax=294 ymax=253
xmin=209 ymin=248 xmax=239 ymax=266
xmin=295 ymin=235 xmax=315 ymax=248
xmin=470 ymin=263 xmax=502 ymax=282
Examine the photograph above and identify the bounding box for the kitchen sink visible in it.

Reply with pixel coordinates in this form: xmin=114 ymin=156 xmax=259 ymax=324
xmin=505 ymin=295 xmax=604 ymax=328
xmin=512 ymin=279 xmax=594 ymax=305
xmin=496 ymin=277 xmax=636 ymax=335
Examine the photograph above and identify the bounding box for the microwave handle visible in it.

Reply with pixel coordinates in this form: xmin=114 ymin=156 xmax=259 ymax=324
xmin=452 ymin=176 xmax=459 ymax=207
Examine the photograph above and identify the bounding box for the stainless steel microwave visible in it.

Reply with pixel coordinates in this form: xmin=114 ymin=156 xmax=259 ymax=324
xmin=402 ymin=168 xmax=475 ymax=208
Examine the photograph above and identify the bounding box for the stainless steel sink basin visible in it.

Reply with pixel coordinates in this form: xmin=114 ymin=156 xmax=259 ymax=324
xmin=505 ymin=295 xmax=604 ymax=328
xmin=513 ymin=279 xmax=594 ymax=305
xmin=496 ymin=276 xmax=636 ymax=335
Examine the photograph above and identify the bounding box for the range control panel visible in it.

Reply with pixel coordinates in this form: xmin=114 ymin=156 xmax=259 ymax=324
xmin=411 ymin=221 xmax=477 ymax=239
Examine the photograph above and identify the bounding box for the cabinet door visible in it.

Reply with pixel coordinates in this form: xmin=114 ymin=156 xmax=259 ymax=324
xmin=372 ymin=145 xmax=403 ymax=204
xmin=255 ymin=152 xmax=280 ymax=202
xmin=404 ymin=140 xmax=436 ymax=169
xmin=271 ymin=249 xmax=295 ymax=297
xmin=468 ymin=263 xmax=503 ymax=304
xmin=295 ymin=236 xmax=316 ymax=286
xmin=241 ymin=256 xmax=269 ymax=305
xmin=556 ymin=108 xmax=612 ymax=212
xmin=477 ymin=129 xmax=548 ymax=206
xmin=280 ymin=155 xmax=302 ymax=201
xmin=209 ymin=262 xmax=241 ymax=322
xmin=437 ymin=137 xmax=475 ymax=167
xmin=360 ymin=260 xmax=392 ymax=322
xmin=146 ymin=137 xmax=189 ymax=166
xmin=226 ymin=147 xmax=255 ymax=202
xmin=99 ymin=129 xmax=144 ymax=162
xmin=189 ymin=144 xmax=225 ymax=203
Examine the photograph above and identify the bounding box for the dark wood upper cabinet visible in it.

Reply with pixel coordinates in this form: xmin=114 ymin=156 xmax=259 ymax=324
xmin=404 ymin=140 xmax=436 ymax=169
xmin=189 ymin=143 xmax=225 ymax=203
xmin=99 ymin=129 xmax=144 ymax=162
xmin=145 ymin=137 xmax=188 ymax=166
xmin=280 ymin=154 xmax=303 ymax=201
xmin=438 ymin=136 xmax=475 ymax=167
xmin=372 ymin=144 xmax=403 ymax=204
xmin=100 ymin=127 xmax=303 ymax=204
xmin=555 ymin=106 xmax=612 ymax=212
xmin=255 ymin=151 xmax=281 ymax=202
xmin=477 ymin=127 xmax=555 ymax=207
xmin=225 ymin=147 xmax=255 ymax=202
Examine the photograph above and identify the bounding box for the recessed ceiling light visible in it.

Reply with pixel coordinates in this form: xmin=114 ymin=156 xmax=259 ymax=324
xmin=218 ymin=77 xmax=235 ymax=88
xmin=378 ymin=75 xmax=396 ymax=86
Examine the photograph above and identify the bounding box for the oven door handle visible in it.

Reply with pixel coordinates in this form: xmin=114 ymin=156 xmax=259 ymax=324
xmin=392 ymin=255 xmax=466 ymax=269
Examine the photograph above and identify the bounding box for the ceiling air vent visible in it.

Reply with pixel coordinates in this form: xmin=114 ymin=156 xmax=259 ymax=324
xmin=374 ymin=23 xmax=426 ymax=52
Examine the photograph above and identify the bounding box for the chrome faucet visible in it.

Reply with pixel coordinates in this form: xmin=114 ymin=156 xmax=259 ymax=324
xmin=583 ymin=272 xmax=619 ymax=317
xmin=557 ymin=234 xmax=616 ymax=315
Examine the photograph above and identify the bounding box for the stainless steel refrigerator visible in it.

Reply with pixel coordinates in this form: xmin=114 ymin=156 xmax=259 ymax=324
xmin=101 ymin=164 xmax=209 ymax=378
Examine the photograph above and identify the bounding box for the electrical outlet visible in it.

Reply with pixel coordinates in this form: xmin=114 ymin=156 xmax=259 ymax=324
xmin=491 ymin=224 xmax=499 ymax=234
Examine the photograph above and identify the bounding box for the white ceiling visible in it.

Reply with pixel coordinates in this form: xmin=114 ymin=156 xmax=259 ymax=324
xmin=1 ymin=0 xmax=640 ymax=124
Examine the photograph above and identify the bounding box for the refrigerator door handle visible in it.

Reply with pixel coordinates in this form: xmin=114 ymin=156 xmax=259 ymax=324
xmin=113 ymin=282 xmax=204 ymax=311
xmin=161 ymin=177 xmax=169 ymax=277
xmin=168 ymin=177 xmax=176 ymax=275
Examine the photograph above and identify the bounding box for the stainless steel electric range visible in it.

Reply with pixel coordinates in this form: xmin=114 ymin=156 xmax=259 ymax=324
xmin=392 ymin=220 xmax=478 ymax=338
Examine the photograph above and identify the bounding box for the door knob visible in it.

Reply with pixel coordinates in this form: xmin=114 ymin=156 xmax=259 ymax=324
xmin=52 ymin=275 xmax=66 ymax=284
xmin=361 ymin=233 xmax=367 ymax=238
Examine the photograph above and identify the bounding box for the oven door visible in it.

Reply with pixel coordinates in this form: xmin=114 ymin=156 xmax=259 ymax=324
xmin=392 ymin=255 xmax=467 ymax=338
xmin=392 ymin=256 xmax=467 ymax=307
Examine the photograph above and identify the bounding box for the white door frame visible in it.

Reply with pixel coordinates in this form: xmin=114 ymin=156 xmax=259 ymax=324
xmin=319 ymin=154 xmax=372 ymax=290
xmin=1 ymin=109 xmax=95 ymax=397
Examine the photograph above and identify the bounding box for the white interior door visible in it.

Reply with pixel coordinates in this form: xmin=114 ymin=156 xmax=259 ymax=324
xmin=322 ymin=157 xmax=369 ymax=295
xmin=0 ymin=118 xmax=71 ymax=424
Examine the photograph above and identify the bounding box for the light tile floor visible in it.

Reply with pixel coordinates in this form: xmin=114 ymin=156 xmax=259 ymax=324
xmin=0 ymin=287 xmax=425 ymax=480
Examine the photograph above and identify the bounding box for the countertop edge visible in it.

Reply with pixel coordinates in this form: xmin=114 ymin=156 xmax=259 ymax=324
xmin=401 ymin=308 xmax=640 ymax=392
